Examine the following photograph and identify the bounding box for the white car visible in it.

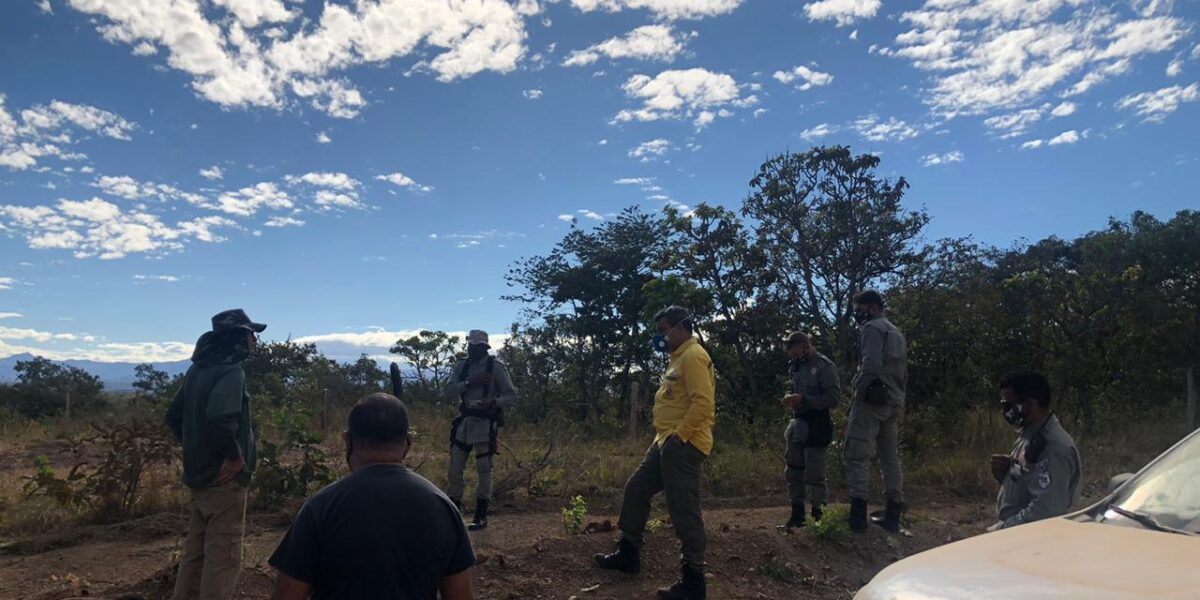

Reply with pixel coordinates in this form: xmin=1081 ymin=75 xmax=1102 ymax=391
xmin=856 ymin=428 xmax=1200 ymax=599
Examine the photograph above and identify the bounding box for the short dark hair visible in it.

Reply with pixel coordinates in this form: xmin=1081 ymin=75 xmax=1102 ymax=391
xmin=852 ymin=290 xmax=885 ymax=310
xmin=999 ymin=372 xmax=1052 ymax=408
xmin=348 ymin=393 xmax=410 ymax=446
xmin=653 ymin=305 xmax=694 ymax=333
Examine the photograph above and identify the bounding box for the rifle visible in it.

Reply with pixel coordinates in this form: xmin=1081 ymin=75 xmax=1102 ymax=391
xmin=389 ymin=362 xmax=403 ymax=398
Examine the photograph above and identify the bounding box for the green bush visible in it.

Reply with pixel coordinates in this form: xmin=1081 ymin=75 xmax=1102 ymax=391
xmin=561 ymin=495 xmax=587 ymax=534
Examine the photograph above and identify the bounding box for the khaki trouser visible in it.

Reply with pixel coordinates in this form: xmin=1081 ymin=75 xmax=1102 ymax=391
xmin=172 ymin=481 xmax=248 ymax=600
xmin=843 ymin=401 xmax=905 ymax=503
xmin=447 ymin=442 xmax=494 ymax=501
xmin=784 ymin=418 xmax=828 ymax=505
xmin=618 ymin=436 xmax=707 ymax=568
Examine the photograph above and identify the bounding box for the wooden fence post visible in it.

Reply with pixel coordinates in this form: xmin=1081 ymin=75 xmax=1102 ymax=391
xmin=1187 ymin=367 xmax=1197 ymax=432
xmin=629 ymin=381 xmax=640 ymax=439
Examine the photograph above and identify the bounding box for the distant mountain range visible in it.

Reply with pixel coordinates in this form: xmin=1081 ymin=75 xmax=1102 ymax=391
xmin=0 ymin=353 xmax=191 ymax=391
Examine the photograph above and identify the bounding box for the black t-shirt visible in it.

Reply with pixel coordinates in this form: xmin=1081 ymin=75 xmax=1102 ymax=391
xmin=269 ymin=464 xmax=475 ymax=599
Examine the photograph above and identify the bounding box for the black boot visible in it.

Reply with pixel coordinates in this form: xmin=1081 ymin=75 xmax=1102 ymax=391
xmin=873 ymin=498 xmax=904 ymax=533
xmin=777 ymin=502 xmax=806 ymax=530
xmin=657 ymin=563 xmax=706 ymax=600
xmin=848 ymin=497 xmax=869 ymax=533
xmin=467 ymin=498 xmax=488 ymax=531
xmin=594 ymin=538 xmax=641 ymax=574
xmin=811 ymin=503 xmax=824 ymax=523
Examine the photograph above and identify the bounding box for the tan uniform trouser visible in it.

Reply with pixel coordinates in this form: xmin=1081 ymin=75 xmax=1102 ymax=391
xmin=842 ymin=401 xmax=905 ymax=503
xmin=172 ymin=481 xmax=248 ymax=600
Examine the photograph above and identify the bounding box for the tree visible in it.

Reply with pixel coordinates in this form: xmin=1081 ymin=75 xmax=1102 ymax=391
xmin=389 ymin=330 xmax=461 ymax=399
xmin=742 ymin=146 xmax=928 ymax=370
xmin=7 ymin=356 xmax=105 ymax=418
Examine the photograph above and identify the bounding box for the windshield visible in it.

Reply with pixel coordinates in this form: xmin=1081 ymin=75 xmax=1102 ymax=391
xmin=1106 ymin=431 xmax=1200 ymax=534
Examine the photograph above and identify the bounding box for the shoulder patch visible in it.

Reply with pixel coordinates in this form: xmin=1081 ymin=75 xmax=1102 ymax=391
xmin=1034 ymin=459 xmax=1052 ymax=490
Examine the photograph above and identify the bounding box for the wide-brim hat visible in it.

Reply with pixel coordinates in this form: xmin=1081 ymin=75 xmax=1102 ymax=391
xmin=211 ymin=308 xmax=267 ymax=334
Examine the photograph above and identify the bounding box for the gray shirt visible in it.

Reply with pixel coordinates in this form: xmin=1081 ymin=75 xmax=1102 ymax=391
xmin=789 ymin=353 xmax=840 ymax=416
xmin=851 ymin=316 xmax=908 ymax=406
xmin=996 ymin=414 xmax=1082 ymax=529
xmin=443 ymin=356 xmax=517 ymax=446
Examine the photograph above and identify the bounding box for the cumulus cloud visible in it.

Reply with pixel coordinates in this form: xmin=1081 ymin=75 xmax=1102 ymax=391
xmin=93 ymin=174 xmax=209 ymax=206
xmin=614 ymin=177 xmax=656 ymax=185
xmin=852 ymin=114 xmax=919 ymax=142
xmin=803 ymin=0 xmax=881 ymax=27
xmin=0 ymin=277 xmax=17 ymax=291
xmin=316 ymin=131 xmax=332 ymax=144
xmin=563 ymin=24 xmax=692 ymax=67
xmin=1 ymin=95 xmax=135 ymax=171
xmin=523 ymin=88 xmax=544 ymax=100
xmin=375 ymin=172 xmax=433 ymax=193
xmin=882 ymin=1 xmax=1190 ymax=117
xmin=629 ymin=138 xmax=673 ymax=161
xmin=1022 ymin=129 xmax=1085 ymax=149
xmin=921 ymin=150 xmax=964 ymax=166
xmin=287 ymin=171 xmax=360 ymax=190
xmin=216 ymin=182 xmax=293 ymax=216
xmin=614 ymin=68 xmax=756 ymax=128
xmin=577 ymin=209 xmax=603 ymax=220
xmin=772 ymin=65 xmax=834 ymax=90
xmin=0 ymin=198 xmax=238 ymax=259
xmin=63 ymin=0 xmax=530 ymax=118
xmin=199 ymin=165 xmax=224 ymax=180
xmin=264 ymin=215 xmax=306 ymax=228
xmin=800 ymin=123 xmax=838 ymax=140
xmin=1116 ymin=82 xmax=1199 ymax=123
xmin=568 ymin=0 xmax=742 ymax=20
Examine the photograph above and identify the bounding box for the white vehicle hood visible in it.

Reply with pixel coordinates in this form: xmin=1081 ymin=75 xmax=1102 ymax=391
xmin=857 ymin=517 xmax=1200 ymax=600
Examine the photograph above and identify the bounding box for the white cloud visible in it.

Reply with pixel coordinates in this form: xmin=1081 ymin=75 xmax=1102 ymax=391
xmin=199 ymin=165 xmax=224 ymax=180
xmin=885 ymin=2 xmax=1190 ymax=117
xmin=92 ymin=175 xmax=209 ymax=206
xmin=577 ymin=209 xmax=603 ymax=220
xmin=216 ymin=182 xmax=293 ymax=216
xmin=800 ymin=123 xmax=839 ymax=141
xmin=38 ymin=0 xmax=53 ymax=14
xmin=772 ymin=65 xmax=834 ymax=90
xmin=598 ymin=139 xmax=608 ymax=145
xmin=983 ymin=107 xmax=1045 ymax=139
xmin=628 ymin=138 xmax=673 ymax=162
xmin=375 ymin=172 xmax=433 ymax=193
xmin=563 ymin=24 xmax=691 ymax=67
xmin=753 ymin=108 xmax=767 ymax=118
xmin=287 ymin=171 xmax=360 ymax=190
xmin=1050 ymin=101 xmax=1077 ymax=117
xmin=614 ymin=177 xmax=656 ymax=185
xmin=264 ymin=215 xmax=306 ymax=228
xmin=568 ymin=0 xmax=742 ymax=20
xmin=803 ymin=0 xmax=881 ymax=27
xmin=1166 ymin=57 xmax=1183 ymax=77
xmin=0 ymin=278 xmax=16 ymax=291
xmin=523 ymin=88 xmax=544 ymax=100
xmin=63 ymin=0 xmax=529 ymax=118
xmin=1049 ymin=129 xmax=1081 ymax=145
xmin=557 ymin=213 xmax=576 ymax=222
xmin=133 ymin=274 xmax=181 ymax=282
xmin=921 ymin=150 xmax=964 ymax=166
xmin=614 ymin=68 xmax=754 ymax=127
xmin=316 ymin=131 xmax=332 ymax=144
xmin=0 ymin=197 xmax=237 ymax=259
xmin=1116 ymin=83 xmax=1199 ymax=123
xmin=1 ymin=95 xmax=135 ymax=171
xmin=852 ymin=114 xmax=918 ymax=142
xmin=849 ymin=29 xmax=859 ymax=40
xmin=0 ymin=312 xmax=22 ymax=319
xmin=314 ymin=190 xmax=363 ymax=210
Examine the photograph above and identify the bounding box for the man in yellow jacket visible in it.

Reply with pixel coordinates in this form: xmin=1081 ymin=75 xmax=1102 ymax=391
xmin=595 ymin=306 xmax=715 ymax=600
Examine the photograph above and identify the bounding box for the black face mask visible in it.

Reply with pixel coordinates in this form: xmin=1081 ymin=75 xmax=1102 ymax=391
xmin=1001 ymin=401 xmax=1027 ymax=428
xmin=853 ymin=308 xmax=872 ymax=325
xmin=468 ymin=345 xmax=489 ymax=361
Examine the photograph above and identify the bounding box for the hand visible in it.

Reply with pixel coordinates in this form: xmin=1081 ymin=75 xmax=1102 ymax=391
xmin=468 ymin=372 xmax=494 ymax=387
xmin=781 ymin=394 xmax=803 ymax=409
xmin=986 ymin=522 xmax=1003 ymax=533
xmin=213 ymin=456 xmax=245 ymax=486
xmin=990 ymin=454 xmax=1012 ymax=482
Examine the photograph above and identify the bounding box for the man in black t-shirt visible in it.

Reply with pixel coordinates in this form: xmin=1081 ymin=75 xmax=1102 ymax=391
xmin=269 ymin=393 xmax=475 ymax=600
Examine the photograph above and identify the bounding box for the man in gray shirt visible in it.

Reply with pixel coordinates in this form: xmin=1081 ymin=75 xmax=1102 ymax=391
xmin=443 ymin=329 xmax=517 ymax=531
xmin=989 ymin=372 xmax=1081 ymax=531
xmin=844 ymin=290 xmax=908 ymax=534
xmin=778 ymin=331 xmax=840 ymax=530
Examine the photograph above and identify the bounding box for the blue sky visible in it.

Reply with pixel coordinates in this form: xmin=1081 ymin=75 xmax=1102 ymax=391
xmin=1 ymin=0 xmax=1198 ymax=364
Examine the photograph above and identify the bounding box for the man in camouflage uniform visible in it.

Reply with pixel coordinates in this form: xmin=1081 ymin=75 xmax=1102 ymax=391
xmin=443 ymin=329 xmax=517 ymax=531
xmin=989 ymin=372 xmax=1081 ymax=531
xmin=166 ymin=309 xmax=264 ymax=600
xmin=844 ymin=290 xmax=908 ymax=534
xmin=778 ymin=331 xmax=840 ymax=530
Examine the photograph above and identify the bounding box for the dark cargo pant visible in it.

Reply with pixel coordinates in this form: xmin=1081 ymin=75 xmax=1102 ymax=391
xmin=843 ymin=401 xmax=905 ymax=503
xmin=784 ymin=418 xmax=828 ymax=505
xmin=617 ymin=436 xmax=707 ymax=568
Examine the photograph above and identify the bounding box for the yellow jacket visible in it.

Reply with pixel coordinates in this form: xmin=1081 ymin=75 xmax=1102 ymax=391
xmin=652 ymin=337 xmax=715 ymax=455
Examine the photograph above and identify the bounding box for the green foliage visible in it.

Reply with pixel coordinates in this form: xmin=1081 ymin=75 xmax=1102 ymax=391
xmin=253 ymin=404 xmax=336 ymax=510
xmin=807 ymin=504 xmax=851 ymax=541
xmin=646 ymin=517 xmax=665 ymax=533
xmin=21 ymin=416 xmax=175 ymax=522
xmin=560 ymin=494 xmax=587 ymax=534
xmin=2 ymin=356 xmax=105 ymax=418
xmin=755 ymin=553 xmax=795 ymax=582
xmin=389 ymin=331 xmax=461 ymax=400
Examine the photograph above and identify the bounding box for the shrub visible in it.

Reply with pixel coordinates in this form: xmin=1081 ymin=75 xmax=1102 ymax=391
xmin=561 ymin=495 xmax=587 ymax=534
xmin=253 ymin=404 xmax=336 ymax=510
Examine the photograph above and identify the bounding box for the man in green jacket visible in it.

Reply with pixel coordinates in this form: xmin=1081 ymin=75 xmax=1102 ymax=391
xmin=166 ymin=309 xmax=264 ymax=600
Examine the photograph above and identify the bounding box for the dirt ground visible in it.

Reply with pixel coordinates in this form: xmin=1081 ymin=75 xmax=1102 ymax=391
xmin=0 ymin=493 xmax=996 ymax=600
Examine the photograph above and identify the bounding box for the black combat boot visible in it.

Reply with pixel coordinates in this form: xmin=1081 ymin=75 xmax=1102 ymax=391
xmin=467 ymin=498 xmax=489 ymax=531
xmin=776 ymin=502 xmax=806 ymax=530
xmin=811 ymin=503 xmax=824 ymax=523
xmin=594 ymin=538 xmax=641 ymax=574
xmin=848 ymin=497 xmax=869 ymax=533
xmin=657 ymin=563 xmax=706 ymax=600
xmin=873 ymin=498 xmax=904 ymax=533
